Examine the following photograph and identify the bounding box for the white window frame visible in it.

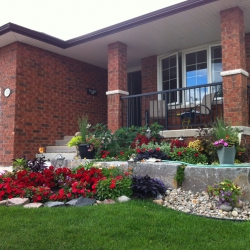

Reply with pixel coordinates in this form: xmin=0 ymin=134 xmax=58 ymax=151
xmin=157 ymin=42 xmax=222 ymax=104
xmin=157 ymin=52 xmax=179 ymax=103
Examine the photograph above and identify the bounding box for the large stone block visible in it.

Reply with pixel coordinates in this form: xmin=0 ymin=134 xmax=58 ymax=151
xmin=132 ymin=162 xmax=181 ymax=189
xmin=182 ymin=166 xmax=250 ymax=201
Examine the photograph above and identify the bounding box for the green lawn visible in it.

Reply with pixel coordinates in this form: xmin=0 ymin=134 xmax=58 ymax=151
xmin=0 ymin=200 xmax=249 ymax=250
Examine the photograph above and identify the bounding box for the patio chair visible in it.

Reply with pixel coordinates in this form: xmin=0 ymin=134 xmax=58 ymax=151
xmin=178 ymin=92 xmax=216 ymax=128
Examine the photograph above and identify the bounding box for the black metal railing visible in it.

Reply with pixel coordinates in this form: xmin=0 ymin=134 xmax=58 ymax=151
xmin=121 ymin=82 xmax=223 ymax=130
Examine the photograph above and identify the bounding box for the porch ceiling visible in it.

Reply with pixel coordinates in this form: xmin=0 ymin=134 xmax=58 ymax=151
xmin=0 ymin=0 xmax=249 ymax=70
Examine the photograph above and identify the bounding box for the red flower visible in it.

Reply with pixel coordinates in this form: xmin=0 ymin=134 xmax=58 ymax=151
xmin=120 ymin=151 xmax=124 ymax=155
xmin=177 ymin=151 xmax=182 ymax=156
xmin=194 ymin=153 xmax=199 ymax=157
xmin=110 ymin=180 xmax=116 ymax=189
xmin=136 ymin=149 xmax=141 ymax=153
xmin=156 ymin=148 xmax=160 ymax=151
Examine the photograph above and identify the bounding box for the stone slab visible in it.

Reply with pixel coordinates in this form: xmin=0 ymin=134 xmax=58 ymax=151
xmin=182 ymin=166 xmax=250 ymax=201
xmin=44 ymin=201 xmax=65 ymax=207
xmin=23 ymin=203 xmax=44 ymax=208
xmin=7 ymin=198 xmax=30 ymax=206
xmin=131 ymin=162 xmax=181 ymax=189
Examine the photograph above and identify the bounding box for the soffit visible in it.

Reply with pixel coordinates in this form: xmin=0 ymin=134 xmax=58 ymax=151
xmin=0 ymin=0 xmax=249 ymax=70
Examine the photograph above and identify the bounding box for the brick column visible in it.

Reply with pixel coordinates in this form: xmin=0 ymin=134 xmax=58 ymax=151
xmin=220 ymin=7 xmax=249 ymax=126
xmin=107 ymin=42 xmax=128 ymax=132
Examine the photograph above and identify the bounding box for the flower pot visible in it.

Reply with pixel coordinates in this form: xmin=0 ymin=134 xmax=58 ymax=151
xmin=78 ymin=144 xmax=95 ymax=159
xmin=217 ymin=146 xmax=236 ymax=165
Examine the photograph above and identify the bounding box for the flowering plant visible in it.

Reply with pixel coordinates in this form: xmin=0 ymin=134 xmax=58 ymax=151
xmin=213 ymin=139 xmax=230 ymax=148
xmin=207 ymin=179 xmax=242 ymax=207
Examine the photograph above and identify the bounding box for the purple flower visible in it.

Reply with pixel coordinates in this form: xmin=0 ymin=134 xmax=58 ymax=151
xmin=223 ymin=142 xmax=228 ymax=147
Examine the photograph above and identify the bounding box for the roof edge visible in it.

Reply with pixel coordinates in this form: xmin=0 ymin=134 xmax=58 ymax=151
xmin=0 ymin=0 xmax=218 ymax=49
xmin=66 ymin=0 xmax=218 ymax=47
xmin=0 ymin=23 xmax=66 ymax=48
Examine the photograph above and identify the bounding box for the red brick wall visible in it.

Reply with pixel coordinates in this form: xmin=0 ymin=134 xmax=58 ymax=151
xmin=220 ymin=7 xmax=248 ymax=126
xmin=246 ymin=32 xmax=250 ymax=84
xmin=221 ymin=7 xmax=246 ymax=71
xmin=0 ymin=42 xmax=107 ymax=165
xmin=141 ymin=55 xmax=157 ymax=93
xmin=0 ymin=43 xmax=17 ymax=166
xmin=107 ymin=42 xmax=127 ymax=132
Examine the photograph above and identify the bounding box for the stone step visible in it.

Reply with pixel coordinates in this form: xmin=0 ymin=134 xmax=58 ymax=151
xmin=36 ymin=152 xmax=77 ymax=161
xmin=46 ymin=146 xmax=76 ymax=153
xmin=55 ymin=139 xmax=71 ymax=146
xmin=63 ymin=136 xmax=74 ymax=141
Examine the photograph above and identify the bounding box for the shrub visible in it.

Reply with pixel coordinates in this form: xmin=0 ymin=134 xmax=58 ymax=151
xmin=134 ymin=148 xmax=168 ymax=161
xmin=95 ymin=176 xmax=132 ymax=200
xmin=170 ymin=139 xmax=187 ymax=149
xmin=131 ymin=175 xmax=166 ymax=199
xmin=170 ymin=147 xmax=207 ymax=164
xmin=174 ymin=165 xmax=186 ymax=186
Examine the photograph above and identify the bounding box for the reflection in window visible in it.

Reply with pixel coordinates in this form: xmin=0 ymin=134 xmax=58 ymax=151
xmin=186 ymin=50 xmax=207 ymax=102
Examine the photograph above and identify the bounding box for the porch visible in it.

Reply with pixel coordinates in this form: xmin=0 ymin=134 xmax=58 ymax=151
xmin=121 ymin=82 xmax=224 ymax=130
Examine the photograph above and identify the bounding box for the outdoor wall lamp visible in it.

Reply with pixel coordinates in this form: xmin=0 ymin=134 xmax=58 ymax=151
xmin=53 ymin=154 xmax=65 ymax=168
xmin=146 ymin=127 xmax=151 ymax=139
xmin=4 ymin=88 xmax=11 ymax=97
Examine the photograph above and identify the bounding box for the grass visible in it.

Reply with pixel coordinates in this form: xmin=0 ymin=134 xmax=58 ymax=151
xmin=0 ymin=200 xmax=250 ymax=250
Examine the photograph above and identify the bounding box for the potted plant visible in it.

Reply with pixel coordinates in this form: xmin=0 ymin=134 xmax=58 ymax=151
xmin=67 ymin=115 xmax=95 ymax=159
xmin=211 ymin=118 xmax=240 ymax=164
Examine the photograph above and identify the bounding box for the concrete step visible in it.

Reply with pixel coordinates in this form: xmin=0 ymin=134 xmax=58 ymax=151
xmin=36 ymin=152 xmax=77 ymax=161
xmin=63 ymin=136 xmax=74 ymax=141
xmin=55 ymin=140 xmax=71 ymax=146
xmin=46 ymin=146 xmax=76 ymax=153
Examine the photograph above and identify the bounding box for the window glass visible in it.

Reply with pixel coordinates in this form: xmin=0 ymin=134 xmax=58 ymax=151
xmin=211 ymin=46 xmax=222 ymax=83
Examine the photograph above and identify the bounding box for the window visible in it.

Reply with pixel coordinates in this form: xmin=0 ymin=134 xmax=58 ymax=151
xmin=158 ymin=44 xmax=222 ymax=103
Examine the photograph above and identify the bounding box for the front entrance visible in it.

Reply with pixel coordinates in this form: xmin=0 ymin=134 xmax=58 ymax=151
xmin=127 ymin=71 xmax=142 ymax=126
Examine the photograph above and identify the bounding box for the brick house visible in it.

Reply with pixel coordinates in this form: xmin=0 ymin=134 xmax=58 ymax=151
xmin=0 ymin=0 xmax=250 ymax=165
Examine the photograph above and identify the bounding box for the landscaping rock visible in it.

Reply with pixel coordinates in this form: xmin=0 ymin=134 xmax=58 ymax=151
xmin=0 ymin=200 xmax=8 ymax=206
xmin=74 ymin=197 xmax=96 ymax=207
xmin=23 ymin=203 xmax=44 ymax=208
xmin=163 ymin=188 xmax=250 ymax=220
xmin=117 ymin=196 xmax=131 ymax=203
xmin=219 ymin=204 xmax=233 ymax=211
xmin=65 ymin=199 xmax=79 ymax=206
xmin=182 ymin=166 xmax=250 ymax=201
xmin=103 ymin=199 xmax=116 ymax=204
xmin=7 ymin=198 xmax=30 ymax=206
xmin=44 ymin=201 xmax=65 ymax=207
xmin=153 ymin=199 xmax=164 ymax=206
xmin=132 ymin=162 xmax=181 ymax=189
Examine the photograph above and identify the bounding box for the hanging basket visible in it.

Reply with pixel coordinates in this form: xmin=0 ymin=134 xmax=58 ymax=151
xmin=217 ymin=146 xmax=236 ymax=165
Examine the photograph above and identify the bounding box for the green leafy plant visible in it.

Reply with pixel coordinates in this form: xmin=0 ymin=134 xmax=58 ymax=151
xmin=78 ymin=115 xmax=90 ymax=144
xmin=174 ymin=165 xmax=186 ymax=186
xmin=67 ymin=136 xmax=83 ymax=147
xmin=12 ymin=156 xmax=28 ymax=172
xmin=207 ymin=179 xmax=242 ymax=207
xmin=95 ymin=175 xmax=132 ymax=200
xmin=170 ymin=147 xmax=207 ymax=164
xmin=211 ymin=118 xmax=240 ymax=146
